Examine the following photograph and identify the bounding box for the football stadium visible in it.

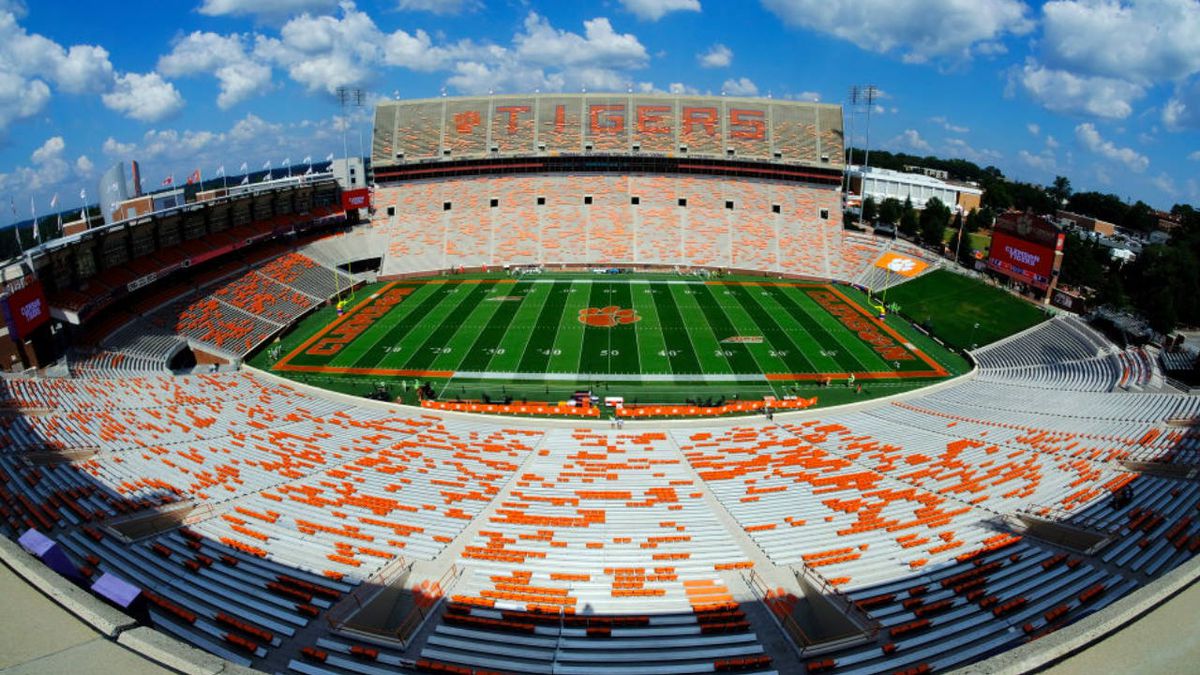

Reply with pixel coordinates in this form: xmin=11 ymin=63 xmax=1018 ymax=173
xmin=0 ymin=92 xmax=1196 ymax=675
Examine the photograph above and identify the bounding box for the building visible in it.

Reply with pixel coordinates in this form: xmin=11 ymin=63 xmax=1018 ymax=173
xmin=1057 ymin=209 xmax=1116 ymax=237
xmin=902 ymin=164 xmax=949 ymax=180
xmin=847 ymin=165 xmax=982 ymax=213
xmin=1155 ymin=210 xmax=1183 ymax=232
xmin=986 ymin=211 xmax=1065 ymax=302
xmin=332 ymin=157 xmax=366 ymax=190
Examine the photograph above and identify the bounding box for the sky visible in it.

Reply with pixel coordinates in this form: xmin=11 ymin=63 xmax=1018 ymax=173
xmin=0 ymin=0 xmax=1198 ymax=224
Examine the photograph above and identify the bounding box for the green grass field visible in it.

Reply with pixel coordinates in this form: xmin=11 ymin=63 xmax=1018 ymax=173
xmin=884 ymin=269 xmax=1049 ymax=351
xmin=252 ymin=273 xmax=970 ymax=408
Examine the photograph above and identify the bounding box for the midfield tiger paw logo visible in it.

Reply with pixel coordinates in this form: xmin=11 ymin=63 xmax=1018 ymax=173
xmin=579 ymin=306 xmax=641 ymax=328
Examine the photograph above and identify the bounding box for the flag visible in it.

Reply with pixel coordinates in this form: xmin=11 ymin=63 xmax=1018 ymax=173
xmin=29 ymin=196 xmax=37 ymax=243
xmin=79 ymin=188 xmax=86 ymax=201
xmin=262 ymin=160 xmax=271 ymax=170
xmin=239 ymin=161 xmax=248 ymax=172
xmin=162 ymin=175 xmax=174 ymax=186
xmin=303 ymin=155 xmax=312 ymax=164
xmin=216 ymin=165 xmax=225 ymax=177
xmin=325 ymin=152 xmax=334 ymax=162
xmin=9 ymin=197 xmax=15 ymax=217
xmin=304 ymin=166 xmax=313 ymax=176
xmin=49 ymin=193 xmax=58 ymax=209
xmin=240 ymin=175 xmax=250 ymax=186
xmin=186 ymin=169 xmax=201 ymax=185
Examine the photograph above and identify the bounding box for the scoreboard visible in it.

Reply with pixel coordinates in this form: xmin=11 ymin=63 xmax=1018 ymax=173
xmin=372 ymin=94 xmax=843 ymax=169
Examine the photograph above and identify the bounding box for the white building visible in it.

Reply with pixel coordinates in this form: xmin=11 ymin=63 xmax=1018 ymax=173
xmin=331 ymin=157 xmax=366 ymax=190
xmin=847 ymin=165 xmax=983 ymax=212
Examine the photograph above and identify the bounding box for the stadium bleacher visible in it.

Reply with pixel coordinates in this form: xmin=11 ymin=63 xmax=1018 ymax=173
xmin=76 ymin=250 xmax=357 ymax=368
xmin=1 ymin=311 xmax=1198 ymax=673
xmin=366 ymin=174 xmax=917 ymax=281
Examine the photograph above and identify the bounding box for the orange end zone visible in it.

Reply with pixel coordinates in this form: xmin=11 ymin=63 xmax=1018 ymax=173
xmin=821 ymin=285 xmax=949 ymax=378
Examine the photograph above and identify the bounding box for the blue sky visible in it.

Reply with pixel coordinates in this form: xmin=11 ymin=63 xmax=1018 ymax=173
xmin=1 ymin=0 xmax=1198 ymax=223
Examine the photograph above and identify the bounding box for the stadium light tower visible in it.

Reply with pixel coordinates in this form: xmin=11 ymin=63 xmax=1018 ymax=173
xmin=336 ymin=86 xmax=365 ymax=161
xmin=848 ymin=85 xmax=880 ymax=226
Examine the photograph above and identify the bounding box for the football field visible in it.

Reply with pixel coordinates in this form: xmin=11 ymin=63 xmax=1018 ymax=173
xmin=267 ymin=276 xmax=953 ymax=397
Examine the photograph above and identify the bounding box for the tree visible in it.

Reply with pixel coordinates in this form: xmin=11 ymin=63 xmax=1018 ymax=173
xmin=1059 ymin=232 xmax=1108 ymax=290
xmin=899 ymin=197 xmax=918 ymax=237
xmin=1049 ymin=175 xmax=1072 ymax=206
xmin=982 ymin=179 xmax=1012 ymax=211
xmin=919 ymin=197 xmax=951 ymax=247
xmin=1123 ymin=244 xmax=1200 ymax=334
xmin=1122 ymin=201 xmax=1158 ymax=233
xmin=861 ymin=196 xmax=878 ymax=224
xmin=1067 ymin=191 xmax=1128 ymax=224
xmin=879 ymin=197 xmax=903 ymax=225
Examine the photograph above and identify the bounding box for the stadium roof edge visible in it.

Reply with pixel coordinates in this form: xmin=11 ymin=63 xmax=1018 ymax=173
xmin=375 ymin=92 xmax=843 ymax=110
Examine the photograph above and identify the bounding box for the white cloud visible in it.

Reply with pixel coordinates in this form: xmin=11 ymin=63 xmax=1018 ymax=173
xmin=789 ymin=91 xmax=821 ymax=102
xmin=668 ymin=82 xmax=699 ymax=95
xmin=514 ymin=14 xmax=648 ymax=70
xmin=444 ymin=13 xmax=650 ymax=95
xmin=0 ymin=135 xmax=72 ymax=195
xmin=1014 ymin=60 xmax=1144 ymax=119
xmin=1163 ymin=78 xmax=1200 ymax=131
xmin=762 ymin=0 xmax=1032 ymax=63
xmin=1027 ymin=123 xmax=1040 ymax=136
xmin=159 ymin=31 xmax=274 ymax=109
xmin=1152 ymin=173 xmax=1178 ymax=197
xmin=1045 ymin=135 xmax=1059 ymax=149
xmin=53 ymin=45 xmax=115 ymax=94
xmin=931 ymin=116 xmax=969 ymax=133
xmin=1041 ymin=0 xmax=1200 ymax=85
xmin=944 ymin=137 xmax=1001 ymax=164
xmin=213 ymin=61 xmax=274 ymax=109
xmin=618 ymin=0 xmax=701 ymax=21
xmin=721 ymin=77 xmax=758 ymax=96
xmin=698 ymin=43 xmax=732 ymax=68
xmin=99 ymin=113 xmax=330 ymax=192
xmin=1019 ymin=2 xmax=1200 ymax=123
xmin=158 ymin=32 xmax=248 ymax=76
xmin=887 ymin=129 xmax=933 ymax=153
xmin=102 ymin=72 xmax=185 ymax=122
xmin=197 ymin=0 xmax=339 ymax=20
xmin=252 ymin=5 xmax=651 ymax=97
xmin=75 ymin=155 xmax=93 ymax=175
xmin=395 ymin=0 xmax=481 ymax=13
xmin=1018 ymin=149 xmax=1057 ymax=172
xmin=0 ymin=72 xmax=49 ymax=133
xmin=0 ymin=11 xmax=115 ymax=132
xmin=1074 ymin=122 xmax=1148 ymax=173
xmin=30 ymin=135 xmax=64 ymax=164
xmin=1188 ymin=150 xmax=1200 ymax=161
